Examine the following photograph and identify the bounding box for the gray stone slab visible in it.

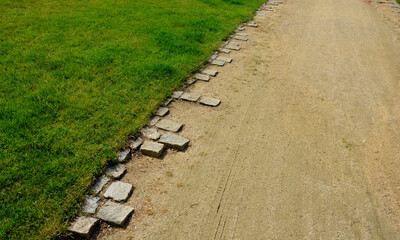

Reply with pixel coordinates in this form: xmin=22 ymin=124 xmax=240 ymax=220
xmin=180 ymin=92 xmax=201 ymax=102
xmin=236 ymin=26 xmax=245 ymax=31
xmin=82 ymin=195 xmax=101 ymax=214
xmin=211 ymin=60 xmax=225 ymax=66
xmin=105 ymin=164 xmax=126 ymax=179
xmin=187 ymin=78 xmax=196 ymax=85
xmin=149 ymin=116 xmax=161 ymax=126
xmin=172 ymin=91 xmax=183 ymax=99
xmin=200 ymin=97 xmax=221 ymax=107
xmin=156 ymin=107 xmax=169 ymax=117
xmin=117 ymin=149 xmax=131 ymax=163
xmin=233 ymin=35 xmax=248 ymax=41
xmin=257 ymin=12 xmax=266 ymax=16
xmin=141 ymin=127 xmax=161 ymax=140
xmin=164 ymin=98 xmax=173 ymax=106
xmin=96 ymin=202 xmax=134 ymax=226
xmin=226 ymin=44 xmax=241 ymax=51
xmin=202 ymin=69 xmax=218 ymax=77
xmin=140 ymin=141 xmax=166 ymax=157
xmin=229 ymin=41 xmax=239 ymax=46
xmin=104 ymin=181 xmax=133 ymax=202
xmin=195 ymin=73 xmax=210 ymax=82
xmin=263 ymin=5 xmax=273 ymax=9
xmin=69 ymin=216 xmax=99 ymax=239
xmin=128 ymin=137 xmax=143 ymax=150
xmin=216 ymin=56 xmax=232 ymax=63
xmin=219 ymin=48 xmax=231 ymax=54
xmin=155 ymin=119 xmax=183 ymax=132
xmin=91 ymin=175 xmax=110 ymax=194
xmin=235 ymin=32 xmax=248 ymax=37
xmin=158 ymin=133 xmax=190 ymax=151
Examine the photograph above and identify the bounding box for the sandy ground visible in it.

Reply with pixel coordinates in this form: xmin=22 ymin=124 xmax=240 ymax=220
xmin=97 ymin=0 xmax=400 ymax=239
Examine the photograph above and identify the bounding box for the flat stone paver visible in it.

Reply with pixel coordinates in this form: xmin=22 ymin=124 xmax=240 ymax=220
xmin=117 ymin=149 xmax=131 ymax=163
xmin=226 ymin=44 xmax=241 ymax=51
xmin=180 ymin=92 xmax=201 ymax=102
xmin=164 ymin=98 xmax=173 ymax=106
xmin=187 ymin=78 xmax=196 ymax=85
xmin=236 ymin=32 xmax=248 ymax=37
xmin=209 ymin=54 xmax=218 ymax=61
xmin=105 ymin=163 xmax=126 ymax=179
xmin=158 ymin=133 xmax=190 ymax=151
xmin=156 ymin=119 xmax=183 ymax=132
xmin=236 ymin=26 xmax=245 ymax=31
xmin=69 ymin=216 xmax=99 ymax=239
xmin=128 ymin=137 xmax=143 ymax=150
xmin=233 ymin=35 xmax=248 ymax=41
xmin=200 ymin=97 xmax=221 ymax=107
xmin=229 ymin=41 xmax=239 ymax=46
xmin=91 ymin=175 xmax=110 ymax=194
xmin=211 ymin=60 xmax=225 ymax=66
xmin=172 ymin=91 xmax=183 ymax=99
xmin=156 ymin=107 xmax=169 ymax=117
xmin=219 ymin=48 xmax=231 ymax=54
xmin=141 ymin=127 xmax=161 ymax=140
xmin=195 ymin=73 xmax=210 ymax=82
xmin=140 ymin=141 xmax=166 ymax=157
xmin=247 ymin=22 xmax=259 ymax=27
xmin=265 ymin=6 xmax=274 ymax=10
xmin=82 ymin=195 xmax=101 ymax=214
xmin=149 ymin=116 xmax=161 ymax=126
xmin=202 ymin=69 xmax=218 ymax=77
xmin=96 ymin=202 xmax=134 ymax=226
xmin=216 ymin=56 xmax=232 ymax=63
xmin=104 ymin=181 xmax=133 ymax=202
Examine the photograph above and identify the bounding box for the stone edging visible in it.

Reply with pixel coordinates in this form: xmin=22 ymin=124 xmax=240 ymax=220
xmin=68 ymin=1 xmax=284 ymax=239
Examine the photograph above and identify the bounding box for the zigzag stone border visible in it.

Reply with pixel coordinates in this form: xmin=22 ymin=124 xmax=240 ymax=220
xmin=68 ymin=1 xmax=284 ymax=238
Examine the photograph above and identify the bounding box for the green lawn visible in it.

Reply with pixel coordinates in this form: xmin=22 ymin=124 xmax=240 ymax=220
xmin=0 ymin=0 xmax=265 ymax=239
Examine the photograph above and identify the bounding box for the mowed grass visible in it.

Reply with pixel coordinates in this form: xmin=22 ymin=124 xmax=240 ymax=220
xmin=0 ymin=0 xmax=265 ymax=239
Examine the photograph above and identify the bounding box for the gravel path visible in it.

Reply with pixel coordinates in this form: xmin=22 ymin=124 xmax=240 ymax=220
xmin=98 ymin=0 xmax=400 ymax=239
